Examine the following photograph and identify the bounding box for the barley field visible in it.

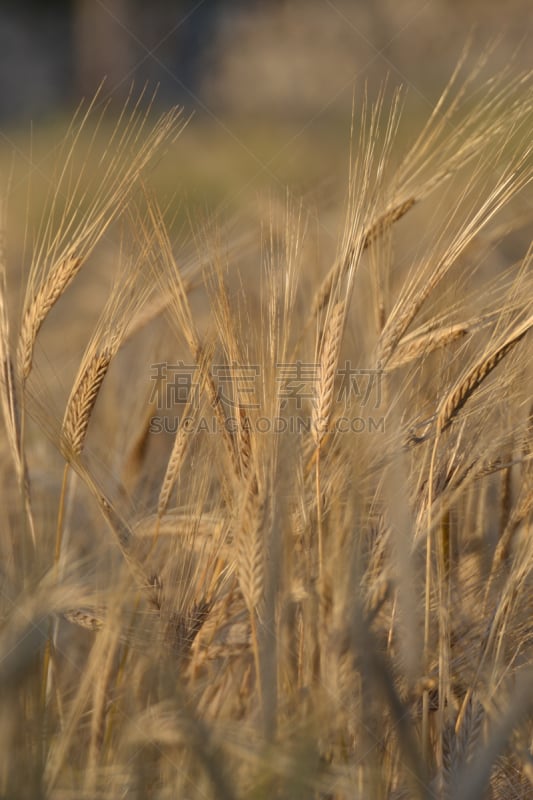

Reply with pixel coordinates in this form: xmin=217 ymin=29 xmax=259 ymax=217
xmin=0 ymin=57 xmax=532 ymax=800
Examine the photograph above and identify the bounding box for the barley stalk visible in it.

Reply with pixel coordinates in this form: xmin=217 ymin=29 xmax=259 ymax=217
xmin=147 ymin=199 xmax=240 ymax=475
xmin=236 ymin=403 xmax=252 ymax=479
xmin=0 ymin=263 xmax=35 ymax=546
xmin=235 ymin=477 xmax=269 ymax=715
xmin=493 ymin=482 xmax=533 ymax=565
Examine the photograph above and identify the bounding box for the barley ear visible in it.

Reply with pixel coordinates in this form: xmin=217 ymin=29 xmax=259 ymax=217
xmin=312 ymin=301 xmax=345 ymax=447
xmin=437 ymin=315 xmax=533 ymax=434
xmin=61 ymin=348 xmax=113 ymax=459
xmin=235 ymin=478 xmax=268 ymax=613
xmin=388 ymin=323 xmax=469 ymax=371
xmin=18 ymin=254 xmax=83 ymax=382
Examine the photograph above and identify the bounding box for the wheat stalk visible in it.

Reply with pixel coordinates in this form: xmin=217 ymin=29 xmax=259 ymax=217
xmin=493 ymin=481 xmax=533 ymax=566
xmin=146 ymin=200 xmax=241 ymax=477
xmin=0 ymin=211 xmax=36 ymax=546
xmin=0 ymin=266 xmax=35 ymax=544
xmin=18 ymin=100 xmax=185 ymax=387
xmin=234 ymin=475 xmax=269 ymax=712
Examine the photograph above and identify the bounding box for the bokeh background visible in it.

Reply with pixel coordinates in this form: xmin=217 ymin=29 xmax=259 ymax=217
xmin=1 ymin=0 xmax=531 ymax=121
xmin=1 ymin=1 xmax=530 ymax=348
xmin=1 ymin=0 xmax=531 ymax=203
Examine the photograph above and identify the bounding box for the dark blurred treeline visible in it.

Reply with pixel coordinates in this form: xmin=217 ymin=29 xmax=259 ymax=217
xmin=0 ymin=0 xmax=529 ymax=123
xmin=0 ymin=0 xmax=249 ymax=121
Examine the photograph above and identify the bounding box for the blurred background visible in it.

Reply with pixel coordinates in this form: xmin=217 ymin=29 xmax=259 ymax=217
xmin=0 ymin=1 xmax=530 ymax=259
xmin=1 ymin=0 xmax=531 ymax=198
xmin=0 ymin=0 xmax=531 ymax=122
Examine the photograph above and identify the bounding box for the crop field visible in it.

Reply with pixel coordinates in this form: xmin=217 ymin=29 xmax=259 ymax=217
xmin=0 ymin=55 xmax=532 ymax=799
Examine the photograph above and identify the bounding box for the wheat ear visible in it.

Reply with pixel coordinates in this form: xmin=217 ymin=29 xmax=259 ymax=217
xmin=235 ymin=476 xmax=269 ymax=711
xmin=18 ymin=254 xmax=83 ymax=382
xmin=236 ymin=478 xmax=267 ymax=614
xmin=312 ymin=301 xmax=345 ymax=447
xmin=492 ymin=481 xmax=533 ymax=566
xmin=311 ymin=301 xmax=345 ymax=597
xmin=155 ymin=363 xmax=207 ymax=527
xmin=53 ymin=339 xmax=116 ymax=701
xmin=61 ymin=258 xmax=146 ymax=461
xmin=146 ymin=199 xmax=240 ymax=474
xmin=63 ymin=608 xmax=105 ymax=631
xmin=46 ymin=343 xmax=115 ymax=710
xmin=62 ymin=348 xmax=113 ymax=458
xmin=437 ymin=314 xmax=533 ymax=434
xmin=311 ymin=199 xmax=415 ymax=322
xmin=387 ymin=323 xmax=469 ymax=370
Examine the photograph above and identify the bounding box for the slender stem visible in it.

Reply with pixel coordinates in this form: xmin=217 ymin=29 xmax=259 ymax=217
xmin=423 ymin=434 xmax=440 ymax=765
xmin=316 ymin=447 xmax=328 ymax=686
xmin=151 ymin=515 xmax=161 ymax=554
xmin=250 ymin=610 xmax=263 ymax=717
xmin=54 ymin=463 xmax=70 ymax=565
xmin=18 ymin=405 xmax=35 ymax=575
xmin=42 ymin=462 xmax=70 ymax=710
xmin=316 ymin=446 xmax=323 ymax=586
